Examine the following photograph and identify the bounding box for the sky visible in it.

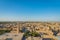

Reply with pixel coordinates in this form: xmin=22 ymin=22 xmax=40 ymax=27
xmin=0 ymin=0 xmax=60 ymax=21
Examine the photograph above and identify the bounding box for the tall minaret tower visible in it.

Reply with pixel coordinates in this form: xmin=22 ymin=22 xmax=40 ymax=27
xmin=16 ymin=22 xmax=20 ymax=34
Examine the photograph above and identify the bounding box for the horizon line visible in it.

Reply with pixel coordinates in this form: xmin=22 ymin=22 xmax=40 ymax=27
xmin=0 ymin=20 xmax=60 ymax=22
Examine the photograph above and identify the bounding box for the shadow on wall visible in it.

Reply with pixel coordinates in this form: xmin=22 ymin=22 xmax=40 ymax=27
xmin=21 ymin=36 xmax=26 ymax=40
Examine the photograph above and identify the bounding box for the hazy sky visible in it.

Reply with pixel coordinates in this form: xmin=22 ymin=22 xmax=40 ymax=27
xmin=0 ymin=0 xmax=60 ymax=21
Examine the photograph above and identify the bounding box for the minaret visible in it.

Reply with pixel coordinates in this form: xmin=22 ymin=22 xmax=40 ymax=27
xmin=16 ymin=22 xmax=20 ymax=34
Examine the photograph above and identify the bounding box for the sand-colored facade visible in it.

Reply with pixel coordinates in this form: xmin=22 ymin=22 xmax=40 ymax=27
xmin=0 ymin=22 xmax=60 ymax=40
